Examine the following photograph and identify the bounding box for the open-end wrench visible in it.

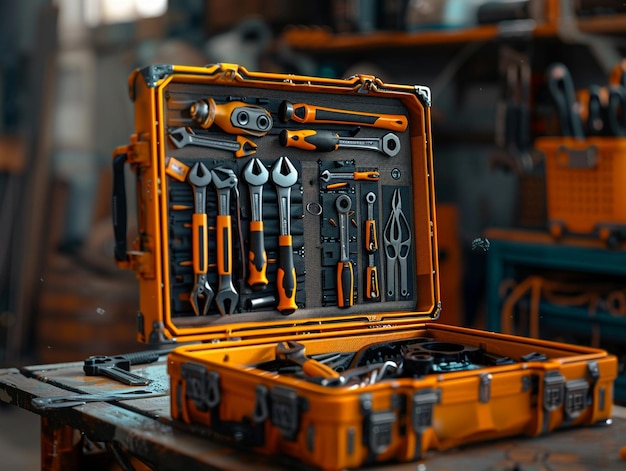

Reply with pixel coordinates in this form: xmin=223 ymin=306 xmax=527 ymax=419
xmin=211 ymin=167 xmax=239 ymax=315
xmin=364 ymin=192 xmax=380 ymax=300
xmin=271 ymin=156 xmax=299 ymax=314
xmin=168 ymin=127 xmax=257 ymax=157
xmin=320 ymin=169 xmax=379 ymax=183
xmin=242 ymin=158 xmax=269 ymax=288
xmin=336 ymin=194 xmax=354 ymax=308
xmin=280 ymin=130 xmax=400 ymax=157
xmin=188 ymin=162 xmax=214 ymax=315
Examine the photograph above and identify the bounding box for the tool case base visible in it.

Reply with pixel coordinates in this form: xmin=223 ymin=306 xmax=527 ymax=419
xmin=114 ymin=64 xmax=618 ymax=471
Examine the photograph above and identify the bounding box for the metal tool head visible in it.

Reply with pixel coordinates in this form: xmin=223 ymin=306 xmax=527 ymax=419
xmin=187 ymin=161 xmax=212 ymax=187
xmin=335 ymin=194 xmax=351 ymax=214
xmin=275 ymin=340 xmax=305 ymax=360
xmin=168 ymin=127 xmax=194 ymax=148
xmin=235 ymin=135 xmax=258 ymax=157
xmin=190 ymin=275 xmax=214 ymax=316
xmin=242 ymin=157 xmax=269 ymax=186
xmin=271 ymin=156 xmax=298 ymax=188
xmin=391 ymin=187 xmax=402 ymax=210
xmin=319 ymin=169 xmax=332 ymax=183
xmin=215 ymin=288 xmax=238 ymax=316
xmin=210 ymin=166 xmax=238 ymax=189
xmin=382 ymin=133 xmax=401 ymax=157
xmin=366 ymin=191 xmax=376 ymax=205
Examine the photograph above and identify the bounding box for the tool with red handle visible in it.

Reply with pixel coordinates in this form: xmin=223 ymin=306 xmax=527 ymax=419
xmin=280 ymin=101 xmax=408 ymax=132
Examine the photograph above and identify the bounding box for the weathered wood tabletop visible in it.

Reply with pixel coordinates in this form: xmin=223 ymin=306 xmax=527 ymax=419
xmin=1 ymin=356 xmax=625 ymax=470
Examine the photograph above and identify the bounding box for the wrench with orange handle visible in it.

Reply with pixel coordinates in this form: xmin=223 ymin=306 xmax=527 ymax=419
xmin=280 ymin=101 xmax=408 ymax=132
xmin=276 ymin=341 xmax=340 ymax=379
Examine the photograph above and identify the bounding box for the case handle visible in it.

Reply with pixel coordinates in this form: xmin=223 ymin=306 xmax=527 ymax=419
xmin=112 ymin=148 xmax=129 ymax=264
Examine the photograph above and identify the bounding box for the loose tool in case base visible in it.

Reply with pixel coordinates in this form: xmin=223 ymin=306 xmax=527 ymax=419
xmin=114 ymin=63 xmax=617 ymax=471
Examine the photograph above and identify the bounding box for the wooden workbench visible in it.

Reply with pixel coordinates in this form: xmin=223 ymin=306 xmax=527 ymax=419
xmin=1 ymin=355 xmax=625 ymax=470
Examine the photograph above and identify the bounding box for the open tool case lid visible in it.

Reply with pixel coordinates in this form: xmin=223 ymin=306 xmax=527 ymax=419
xmin=115 ymin=63 xmax=440 ymax=344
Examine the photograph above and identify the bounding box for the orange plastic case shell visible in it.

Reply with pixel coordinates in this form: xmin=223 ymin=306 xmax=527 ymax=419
xmin=114 ymin=64 xmax=617 ymax=471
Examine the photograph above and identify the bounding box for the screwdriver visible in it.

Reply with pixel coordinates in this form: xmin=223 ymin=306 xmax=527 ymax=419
xmin=336 ymin=194 xmax=354 ymax=308
xmin=280 ymin=101 xmax=408 ymax=132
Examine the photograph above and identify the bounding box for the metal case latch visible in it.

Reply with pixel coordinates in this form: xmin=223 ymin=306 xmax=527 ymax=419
xmin=361 ymin=393 xmax=398 ymax=456
xmin=181 ymin=362 xmax=221 ymax=412
xmin=270 ymin=386 xmax=307 ymax=441
xmin=543 ymin=370 xmax=565 ymax=412
xmin=411 ymin=389 xmax=439 ymax=460
xmin=564 ymin=378 xmax=590 ymax=419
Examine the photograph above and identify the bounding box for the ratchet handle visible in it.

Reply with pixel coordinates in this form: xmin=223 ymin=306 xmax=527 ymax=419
xmin=216 ymin=215 xmax=232 ymax=275
xmin=282 ymin=102 xmax=408 ymax=132
xmin=279 ymin=129 xmax=339 ymax=152
xmin=354 ymin=171 xmax=380 ymax=181
xmin=276 ymin=235 xmax=297 ymax=313
xmin=337 ymin=260 xmax=354 ymax=308
xmin=365 ymin=265 xmax=380 ymax=299
xmin=248 ymin=220 xmax=268 ymax=287
xmin=192 ymin=213 xmax=208 ymax=274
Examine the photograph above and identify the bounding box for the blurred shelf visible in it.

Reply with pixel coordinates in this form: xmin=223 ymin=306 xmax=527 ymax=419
xmin=281 ymin=21 xmax=559 ymax=53
xmin=577 ymin=14 xmax=626 ymax=34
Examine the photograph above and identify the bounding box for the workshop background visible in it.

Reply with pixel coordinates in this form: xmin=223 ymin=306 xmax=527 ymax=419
xmin=1 ymin=1 xmax=626 ymax=466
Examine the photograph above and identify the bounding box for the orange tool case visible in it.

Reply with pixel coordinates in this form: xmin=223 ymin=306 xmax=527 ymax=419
xmin=113 ymin=63 xmax=617 ymax=471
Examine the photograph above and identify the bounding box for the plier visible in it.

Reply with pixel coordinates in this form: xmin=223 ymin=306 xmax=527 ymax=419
xmin=383 ymin=188 xmax=411 ymax=299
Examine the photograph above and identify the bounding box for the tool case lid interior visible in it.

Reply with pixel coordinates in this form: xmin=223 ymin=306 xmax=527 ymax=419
xmin=121 ymin=63 xmax=441 ymax=344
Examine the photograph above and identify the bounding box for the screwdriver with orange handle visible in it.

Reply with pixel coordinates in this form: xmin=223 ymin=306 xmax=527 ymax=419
xmin=280 ymin=100 xmax=408 ymax=132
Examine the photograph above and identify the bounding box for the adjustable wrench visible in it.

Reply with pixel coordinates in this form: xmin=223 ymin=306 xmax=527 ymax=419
xmin=320 ymin=169 xmax=379 ymax=183
xmin=188 ymin=162 xmax=214 ymax=315
xmin=336 ymin=194 xmax=354 ymax=308
xmin=271 ymin=156 xmax=299 ymax=314
xmin=242 ymin=158 xmax=269 ymax=288
xmin=168 ymin=127 xmax=257 ymax=157
xmin=280 ymin=130 xmax=400 ymax=157
xmin=364 ymin=192 xmax=380 ymax=300
xmin=211 ymin=167 xmax=239 ymax=315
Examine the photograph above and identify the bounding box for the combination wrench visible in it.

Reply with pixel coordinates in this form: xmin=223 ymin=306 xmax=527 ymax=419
xmin=168 ymin=127 xmax=257 ymax=157
xmin=271 ymin=156 xmax=299 ymax=314
xmin=211 ymin=167 xmax=239 ymax=315
xmin=364 ymin=192 xmax=380 ymax=300
xmin=187 ymin=162 xmax=214 ymax=315
xmin=335 ymin=194 xmax=354 ymax=308
xmin=280 ymin=130 xmax=400 ymax=157
xmin=242 ymin=158 xmax=269 ymax=288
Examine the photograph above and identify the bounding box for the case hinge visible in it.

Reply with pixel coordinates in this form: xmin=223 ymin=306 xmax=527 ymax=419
xmin=361 ymin=393 xmax=400 ymax=457
xmin=127 ymin=137 xmax=151 ymax=168
xmin=181 ymin=363 xmax=221 ymax=412
xmin=415 ymin=85 xmax=432 ymax=107
xmin=217 ymin=63 xmax=240 ymax=81
xmin=270 ymin=386 xmax=308 ymax=441
xmin=355 ymin=75 xmax=378 ymax=94
xmin=128 ymin=236 xmax=155 ymax=279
